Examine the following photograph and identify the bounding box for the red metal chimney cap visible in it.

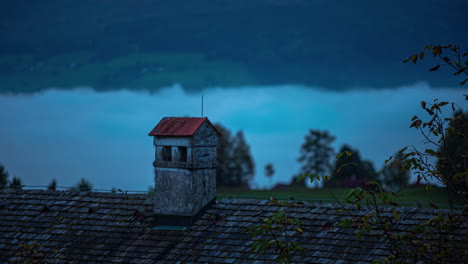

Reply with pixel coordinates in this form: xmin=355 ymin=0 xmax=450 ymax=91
xmin=148 ymin=117 xmax=221 ymax=137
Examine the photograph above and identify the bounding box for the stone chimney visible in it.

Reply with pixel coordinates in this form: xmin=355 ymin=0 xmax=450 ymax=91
xmin=148 ymin=117 xmax=221 ymax=226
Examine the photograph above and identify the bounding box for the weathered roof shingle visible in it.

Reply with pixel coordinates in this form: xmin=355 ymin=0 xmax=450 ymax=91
xmin=0 ymin=189 xmax=466 ymax=263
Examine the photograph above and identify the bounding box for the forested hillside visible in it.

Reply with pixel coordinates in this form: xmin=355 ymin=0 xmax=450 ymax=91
xmin=1 ymin=0 xmax=466 ymax=93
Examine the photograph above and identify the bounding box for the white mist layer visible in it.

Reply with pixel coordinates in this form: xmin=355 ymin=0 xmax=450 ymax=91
xmin=0 ymin=83 xmax=465 ymax=190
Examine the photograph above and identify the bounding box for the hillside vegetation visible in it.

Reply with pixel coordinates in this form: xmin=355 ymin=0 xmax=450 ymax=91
xmin=1 ymin=0 xmax=467 ymax=93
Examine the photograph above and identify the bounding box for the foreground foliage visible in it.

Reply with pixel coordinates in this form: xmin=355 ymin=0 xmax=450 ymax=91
xmin=249 ymin=44 xmax=468 ymax=263
xmin=248 ymin=198 xmax=307 ymax=263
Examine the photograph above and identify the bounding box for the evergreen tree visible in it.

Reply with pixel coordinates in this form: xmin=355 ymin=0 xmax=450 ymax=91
xmin=214 ymin=123 xmax=233 ymax=186
xmin=10 ymin=176 xmax=23 ymax=189
xmin=75 ymin=178 xmax=93 ymax=192
xmin=214 ymin=123 xmax=255 ymax=187
xmin=232 ymin=131 xmax=255 ymax=187
xmin=361 ymin=160 xmax=379 ymax=183
xmin=0 ymin=164 xmax=8 ymax=189
xmin=48 ymin=178 xmax=57 ymax=191
xmin=297 ymin=129 xmax=335 ymax=187
xmin=265 ymin=163 xmax=275 ymax=188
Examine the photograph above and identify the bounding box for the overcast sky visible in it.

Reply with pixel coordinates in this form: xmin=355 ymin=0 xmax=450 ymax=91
xmin=0 ymin=1 xmax=467 ymax=191
xmin=0 ymin=83 xmax=465 ymax=191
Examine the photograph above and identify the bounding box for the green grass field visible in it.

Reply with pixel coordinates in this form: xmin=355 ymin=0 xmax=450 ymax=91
xmin=0 ymin=51 xmax=257 ymax=93
xmin=217 ymin=186 xmax=453 ymax=207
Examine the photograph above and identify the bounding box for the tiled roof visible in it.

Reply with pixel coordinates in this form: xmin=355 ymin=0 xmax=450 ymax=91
xmin=171 ymin=199 xmax=467 ymax=264
xmin=148 ymin=117 xmax=221 ymax=137
xmin=1 ymin=189 xmax=466 ymax=263
xmin=0 ymin=189 xmax=182 ymax=264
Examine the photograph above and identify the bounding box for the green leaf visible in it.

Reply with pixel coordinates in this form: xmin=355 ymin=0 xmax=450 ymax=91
xmin=344 ymin=189 xmax=356 ymax=200
xmin=402 ymin=56 xmax=412 ymax=63
xmin=355 ymin=187 xmax=364 ymax=197
xmin=339 ymin=218 xmax=352 ymax=228
xmin=315 ymin=174 xmax=321 ymax=181
xmin=393 ymin=210 xmax=400 ymax=221
xmin=270 ymin=197 xmax=279 ymax=204
xmin=398 ymin=147 xmax=408 ymax=154
xmin=296 ymin=174 xmax=308 ymax=182
xmin=419 ymin=52 xmax=424 ymax=59
xmin=366 ymin=181 xmax=382 ymax=192
xmin=410 ymin=119 xmax=422 ymax=128
xmin=384 ymin=156 xmax=393 ymax=164
xmin=425 ymin=185 xmax=432 ymax=192
xmin=335 ymin=162 xmax=357 ymax=174
xmin=306 ymin=173 xmax=318 ymax=183
xmin=454 ymin=68 xmax=464 ymax=75
xmin=453 ymin=171 xmax=468 ymax=180
xmin=380 ymin=192 xmax=389 ymax=203
xmin=432 ymin=45 xmax=442 ymax=56
xmin=424 ymin=149 xmax=437 ymax=156
xmin=429 ymin=64 xmax=440 ymax=71
xmin=335 ymin=151 xmax=352 ymax=159
xmin=421 ymin=101 xmax=426 ymax=109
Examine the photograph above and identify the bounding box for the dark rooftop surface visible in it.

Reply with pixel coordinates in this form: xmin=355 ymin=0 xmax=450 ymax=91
xmin=0 ymin=189 xmax=466 ymax=263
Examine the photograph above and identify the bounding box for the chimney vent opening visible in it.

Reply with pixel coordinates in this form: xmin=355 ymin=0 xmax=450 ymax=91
xmin=178 ymin=147 xmax=187 ymax=162
xmin=162 ymin=146 xmax=172 ymax=161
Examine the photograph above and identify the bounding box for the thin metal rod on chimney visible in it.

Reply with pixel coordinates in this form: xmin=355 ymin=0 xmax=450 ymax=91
xmin=201 ymin=95 xmax=204 ymax=117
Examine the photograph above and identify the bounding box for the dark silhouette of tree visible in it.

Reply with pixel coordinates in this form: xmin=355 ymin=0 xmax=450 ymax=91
xmin=297 ymin=129 xmax=335 ymax=187
xmin=436 ymin=110 xmax=467 ymax=202
xmin=265 ymin=163 xmax=275 ymax=187
xmin=0 ymin=164 xmax=8 ymax=189
xmin=232 ymin=131 xmax=255 ymax=187
xmin=75 ymin=178 xmax=92 ymax=192
xmin=214 ymin=124 xmax=255 ymax=187
xmin=48 ymin=178 xmax=57 ymax=191
xmin=327 ymin=145 xmax=377 ymax=188
xmin=379 ymin=153 xmax=409 ymax=191
xmin=254 ymin=44 xmax=468 ymax=263
xmin=10 ymin=176 xmax=23 ymax=189
xmin=215 ymin=123 xmax=233 ymax=186
xmin=361 ymin=160 xmax=379 ymax=183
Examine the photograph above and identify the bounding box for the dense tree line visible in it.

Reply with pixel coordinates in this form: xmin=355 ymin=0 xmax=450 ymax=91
xmin=296 ymin=130 xmax=410 ymax=191
xmin=0 ymin=164 xmax=8 ymax=189
xmin=215 ymin=123 xmax=255 ymax=188
xmin=0 ymin=164 xmax=93 ymax=191
xmin=0 ymin=164 xmax=23 ymax=190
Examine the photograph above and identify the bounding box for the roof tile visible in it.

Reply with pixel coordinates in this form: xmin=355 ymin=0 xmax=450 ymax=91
xmin=1 ymin=190 xmax=466 ymax=263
